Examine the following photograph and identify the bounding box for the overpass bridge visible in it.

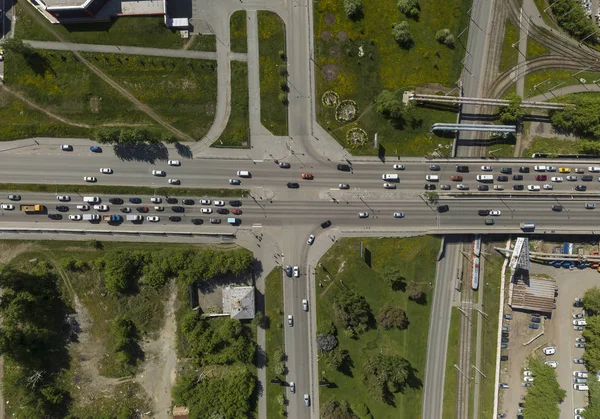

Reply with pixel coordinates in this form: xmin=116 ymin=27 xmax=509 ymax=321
xmin=410 ymin=93 xmax=569 ymax=110
xmin=431 ymin=123 xmax=517 ymax=133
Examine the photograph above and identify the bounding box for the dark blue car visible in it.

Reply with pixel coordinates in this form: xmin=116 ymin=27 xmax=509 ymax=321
xmin=90 ymin=146 xmax=102 ymax=152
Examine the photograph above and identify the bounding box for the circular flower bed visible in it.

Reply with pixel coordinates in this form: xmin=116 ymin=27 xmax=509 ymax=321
xmin=346 ymin=127 xmax=368 ymax=148
xmin=335 ymin=100 xmax=358 ymax=122
xmin=322 ymin=91 xmax=340 ymax=108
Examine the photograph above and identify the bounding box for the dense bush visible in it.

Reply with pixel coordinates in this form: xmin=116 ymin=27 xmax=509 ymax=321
xmin=363 ymin=354 xmax=412 ymax=404
xmin=378 ymin=306 xmax=409 ymax=330
xmin=343 ymin=0 xmax=363 ymax=19
xmin=522 ymin=358 xmax=566 ymax=418
xmin=92 ymin=127 xmax=178 ymax=145
xmin=549 ymin=95 xmax=600 ymax=140
xmin=397 ymin=0 xmax=420 ymax=19
xmin=317 ymin=333 xmax=339 ymax=352
xmin=392 ymin=21 xmax=413 ymax=49
xmin=550 ymin=0 xmax=598 ymax=42
xmin=498 ymin=93 xmax=525 ymax=125
xmin=375 ymin=90 xmax=403 ymax=120
xmin=332 ymin=290 xmax=372 ymax=333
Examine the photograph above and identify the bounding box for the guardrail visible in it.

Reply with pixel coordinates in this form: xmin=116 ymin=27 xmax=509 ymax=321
xmin=0 ymin=228 xmax=236 ymax=238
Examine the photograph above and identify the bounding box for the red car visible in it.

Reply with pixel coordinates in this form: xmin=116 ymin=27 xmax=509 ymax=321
xmin=535 ymin=175 xmax=547 ymax=181
xmin=301 ymin=173 xmax=314 ymax=180
xmin=232 ymin=209 xmax=243 ymax=215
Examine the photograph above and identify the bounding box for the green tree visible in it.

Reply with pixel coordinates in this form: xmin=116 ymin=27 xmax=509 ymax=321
xmin=435 ymin=29 xmax=454 ymax=47
xmin=584 ymin=287 xmax=600 ymax=314
xmin=579 ymin=139 xmax=600 ymax=155
xmin=363 ymin=354 xmax=412 ymax=404
xmin=522 ymin=358 xmax=566 ymax=419
xmin=324 ymin=347 xmax=352 ymax=371
xmin=381 ymin=266 xmax=406 ymax=290
xmin=586 ymin=379 xmax=600 ymax=419
xmin=498 ymin=93 xmax=525 ymax=124
xmin=375 ymin=90 xmax=403 ymax=120
xmin=397 ymin=0 xmax=420 ymax=19
xmin=583 ymin=315 xmax=600 ymax=372
xmin=392 ymin=21 xmax=413 ymax=49
xmin=551 ymin=0 xmax=597 ymax=41
xmin=332 ymin=290 xmax=372 ymax=332
xmin=549 ymin=94 xmax=600 ymax=139
xmin=406 ymin=281 xmax=424 ymax=301
xmin=343 ymin=0 xmax=363 ymax=19
xmin=321 ymin=399 xmax=356 ymax=419
xmin=378 ymin=306 xmax=409 ymax=330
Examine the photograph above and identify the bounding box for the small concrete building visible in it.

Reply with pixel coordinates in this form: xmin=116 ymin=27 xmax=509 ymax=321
xmin=29 ymin=0 xmax=166 ymax=23
xmin=222 ymin=286 xmax=255 ymax=320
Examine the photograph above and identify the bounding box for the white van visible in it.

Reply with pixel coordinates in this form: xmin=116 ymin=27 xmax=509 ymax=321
xmin=425 ymin=175 xmax=439 ymax=182
xmin=574 ymin=384 xmax=589 ymax=391
xmin=382 ymin=173 xmax=400 ymax=181
xmin=83 ymin=196 xmax=100 ymax=203
xmin=534 ymin=166 xmax=546 ymax=172
xmin=476 ymin=175 xmax=493 ymax=182
xmin=237 ymin=170 xmax=251 ymax=178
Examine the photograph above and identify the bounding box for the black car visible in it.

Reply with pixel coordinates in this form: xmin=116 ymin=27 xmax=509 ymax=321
xmin=513 ymin=184 xmax=524 ymax=190
xmin=575 ymin=185 xmax=587 ymax=191
xmin=285 ymin=265 xmax=293 ymax=277
xmin=485 ymin=219 xmax=495 ymax=225
xmin=501 ymin=355 xmax=509 ymax=361
xmin=512 ymin=175 xmax=523 ymax=181
xmin=456 ymin=165 xmax=469 ymax=173
xmin=109 ymin=198 xmax=123 ymax=205
xmin=129 ymin=197 xmax=142 ymax=204
xmin=582 ymin=175 xmax=593 ymax=181
xmin=120 ymin=207 xmax=131 ymax=213
xmin=287 ymin=182 xmax=300 ymax=188
xmin=48 ymin=213 xmax=62 ymax=220
xmin=531 ymin=317 xmax=541 ymax=323
xmin=478 ymin=185 xmax=489 ymax=191
xmin=166 ymin=197 xmax=178 ymax=204
xmin=437 ymin=205 xmax=449 ymax=213
xmin=210 ymin=218 xmax=221 ymax=224
xmin=55 ymin=205 xmax=69 ymax=212
xmin=501 ymin=337 xmax=509 ymax=343
xmin=519 ymin=167 xmax=530 ymax=173
xmin=191 ymin=218 xmax=203 ymax=225
xmin=337 ymin=164 xmax=351 ymax=171
xmin=171 ymin=206 xmax=185 ymax=213
xmin=182 ymin=199 xmax=195 ymax=205
xmin=429 ymin=165 xmax=441 ymax=171
xmin=217 ymin=208 xmax=229 ymax=215
xmin=478 ymin=209 xmax=490 ymax=216
xmin=497 ymin=176 xmax=509 ymax=182
xmin=321 ymin=220 xmax=332 ymax=228
xmin=502 ymin=331 xmax=509 ymax=337
xmin=552 ymin=205 xmax=563 ymax=212
xmin=500 ymin=167 xmax=512 ymax=174
xmin=136 ymin=206 xmax=149 ymax=213
xmin=169 ymin=216 xmax=182 ymax=222
xmin=424 ymin=184 xmax=436 ymax=190
xmin=229 ymin=200 xmax=242 ymax=207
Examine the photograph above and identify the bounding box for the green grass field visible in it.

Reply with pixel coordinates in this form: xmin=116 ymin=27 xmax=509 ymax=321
xmin=499 ymin=20 xmax=519 ymax=73
xmin=524 ymin=69 xmax=600 ymax=98
xmin=442 ymin=308 xmax=461 ymax=418
xmin=317 ymin=236 xmax=439 ymax=418
xmin=522 ymin=136 xmax=579 ymax=157
xmin=215 ymin=61 xmax=250 ymax=147
xmin=80 ymin=52 xmax=217 ymax=140
xmin=526 ymin=37 xmax=550 ymax=59
xmin=230 ymin=10 xmax=248 ymax=53
xmin=14 ymin=0 xmax=190 ymax=49
xmin=532 ymin=0 xmax=559 ymax=30
xmin=264 ymin=268 xmax=286 ymax=419
xmin=187 ymin=35 xmax=217 ymax=52
xmin=258 ymin=11 xmax=288 ymax=136
xmin=313 ymin=0 xmax=470 ymax=156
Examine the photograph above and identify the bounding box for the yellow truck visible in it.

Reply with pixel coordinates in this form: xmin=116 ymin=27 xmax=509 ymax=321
xmin=20 ymin=204 xmax=46 ymax=213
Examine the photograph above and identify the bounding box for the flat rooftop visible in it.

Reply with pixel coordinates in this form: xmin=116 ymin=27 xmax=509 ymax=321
xmin=43 ymin=0 xmax=87 ymax=7
xmin=510 ymin=275 xmax=556 ymax=313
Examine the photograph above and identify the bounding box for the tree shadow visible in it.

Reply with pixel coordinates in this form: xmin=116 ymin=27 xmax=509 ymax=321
xmin=338 ymin=350 xmax=355 ymax=377
xmin=113 ymin=142 xmax=169 ymax=163
xmin=405 ymin=365 xmax=423 ymax=390
xmin=377 ymin=143 xmax=386 ymax=163
xmin=174 ymin=142 xmax=193 ymax=159
xmin=255 ymin=345 xmax=267 ymax=369
xmin=25 ymin=50 xmax=52 ymax=77
xmin=414 ymin=292 xmax=428 ymax=306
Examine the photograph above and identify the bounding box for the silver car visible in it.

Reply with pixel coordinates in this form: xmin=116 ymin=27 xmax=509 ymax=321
xmin=358 ymin=212 xmax=369 ymax=218
xmin=302 ymin=299 xmax=308 ymax=311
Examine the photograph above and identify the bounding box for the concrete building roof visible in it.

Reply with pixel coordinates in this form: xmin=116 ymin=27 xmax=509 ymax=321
xmin=510 ymin=274 xmax=556 ymax=313
xmin=42 ymin=0 xmax=89 ymax=7
xmin=222 ymin=286 xmax=255 ymax=320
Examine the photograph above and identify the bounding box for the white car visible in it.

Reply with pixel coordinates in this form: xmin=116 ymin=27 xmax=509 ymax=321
xmin=551 ymin=177 xmax=563 ymax=182
xmin=307 ymin=234 xmax=315 ymax=245
xmin=589 ymin=167 xmax=600 ymax=172
xmin=393 ymin=212 xmax=405 ymax=218
xmin=168 ymin=178 xmax=180 ymax=185
xmin=575 ymin=343 xmax=586 ymax=349
xmin=575 ymin=408 xmax=586 ymax=414
xmin=481 ymin=165 xmax=493 ymax=171
xmin=214 ymin=200 xmax=225 ymax=207
xmin=489 ymin=210 xmax=501 ymax=216
xmin=523 ymin=376 xmax=534 ymax=382
xmin=566 ymin=175 xmax=578 ymax=181
xmin=77 ymin=204 xmax=90 ymax=211
xmin=383 ymin=183 xmax=396 ymax=189
xmin=154 ymin=206 xmax=164 ymax=211
xmin=99 ymin=168 xmax=113 ymax=174
xmin=393 ymin=164 xmax=405 ymax=170
xmin=288 ymin=315 xmax=293 ymax=326
xmin=493 ymin=184 xmax=504 ymax=191
xmin=575 ymin=337 xmax=586 ymax=343
xmin=573 ymin=320 xmax=587 ymax=326
xmin=302 ymin=299 xmax=308 ymax=311
xmin=84 ymin=176 xmax=97 ymax=182
xmin=304 ymin=394 xmax=310 ymax=407
xmin=93 ymin=205 xmax=109 ymax=212
xmin=574 ymin=371 xmax=588 ymax=378
xmin=152 ymin=170 xmax=166 ymax=176
xmin=151 ymin=197 xmax=162 ymax=204
xmin=523 ymin=370 xmax=533 ymax=376
xmin=201 ymin=208 xmax=212 ymax=214
xmin=543 ymin=184 xmax=553 ymax=190
xmin=68 ymin=214 xmax=82 ymax=221
xmin=547 ymin=166 xmax=557 ymax=172
xmin=0 ymin=204 xmax=14 ymax=210
xmin=572 ymin=313 xmax=584 ymax=319
xmin=574 ymin=325 xmax=585 ymax=331
xmin=57 ymin=195 xmax=71 ymax=202
xmin=339 ymin=184 xmax=350 ymax=189
xmin=544 ymin=361 xmax=558 ymax=368
xmin=289 ymin=381 xmax=296 ymax=393
xmin=527 ymin=185 xmax=540 ymax=191
xmin=168 ymin=160 xmax=181 ymax=166
xmin=293 ymin=266 xmax=299 ymax=278
xmin=146 ymin=216 xmax=160 ymax=222
xmin=456 ymin=184 xmax=469 ymax=190
xmin=200 ymin=199 xmax=211 ymax=205
xmin=543 ymin=346 xmax=556 ymax=355
xmin=574 ymin=358 xmax=585 ymax=364
xmin=60 ymin=144 xmax=73 ymax=151
xmin=358 ymin=212 xmax=369 ymax=218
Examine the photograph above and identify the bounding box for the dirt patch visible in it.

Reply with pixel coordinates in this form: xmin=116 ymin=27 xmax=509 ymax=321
xmin=337 ymin=260 xmax=346 ymax=275
xmin=90 ymin=97 xmax=100 ymax=113
xmin=138 ymin=282 xmax=177 ymax=418
xmin=324 ymin=13 xmax=336 ymax=25
xmin=338 ymin=31 xmax=348 ymax=41
xmin=321 ymin=30 xmax=331 ymax=41
xmin=0 ymin=242 xmax=36 ymax=265
xmin=415 ymin=83 xmax=453 ymax=95
xmin=322 ymin=64 xmax=339 ymax=81
xmin=329 ymin=44 xmax=340 ymax=57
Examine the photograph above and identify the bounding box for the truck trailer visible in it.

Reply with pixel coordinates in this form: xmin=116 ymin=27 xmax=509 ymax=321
xmin=126 ymin=215 xmax=142 ymax=222
xmin=82 ymin=214 xmax=100 ymax=221
xmin=20 ymin=204 xmax=46 ymax=213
